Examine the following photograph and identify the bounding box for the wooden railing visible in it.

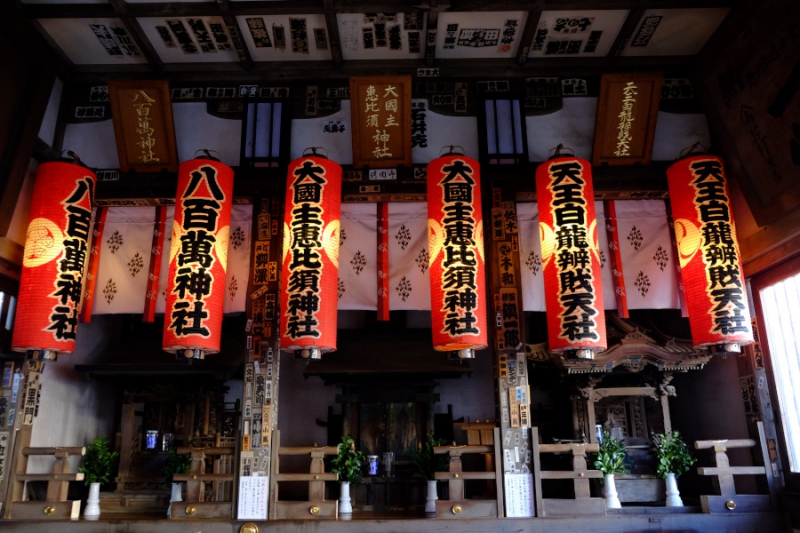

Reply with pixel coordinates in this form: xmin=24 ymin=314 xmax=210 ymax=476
xmin=532 ymin=428 xmax=605 ymax=517
xmin=170 ymin=446 xmax=235 ymax=519
xmin=268 ymin=430 xmax=339 ymax=519
xmin=7 ymin=446 xmax=85 ymax=519
xmin=695 ymin=421 xmax=775 ymax=513
xmin=432 ymin=427 xmax=503 ymax=518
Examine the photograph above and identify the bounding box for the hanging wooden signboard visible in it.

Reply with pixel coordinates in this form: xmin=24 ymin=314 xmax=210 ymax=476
xmin=108 ymin=80 xmax=178 ymax=173
xmin=349 ymin=76 xmax=412 ymax=168
xmin=592 ymin=73 xmax=662 ymax=166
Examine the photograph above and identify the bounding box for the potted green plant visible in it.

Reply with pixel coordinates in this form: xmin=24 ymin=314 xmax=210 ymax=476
xmin=163 ymin=446 xmax=192 ymax=516
xmin=593 ymin=428 xmax=629 ymax=509
xmin=654 ymin=430 xmax=696 ymax=507
xmin=79 ymin=436 xmax=119 ymax=519
xmin=330 ymin=435 xmax=366 ymax=514
xmin=415 ymin=434 xmax=449 ymax=514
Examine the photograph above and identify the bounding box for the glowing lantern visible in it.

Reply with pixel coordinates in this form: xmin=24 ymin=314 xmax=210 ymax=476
xmin=163 ymin=157 xmax=234 ymax=359
xmin=427 ymin=154 xmax=488 ymax=358
xmin=12 ymin=160 xmax=96 ymax=360
xmin=536 ymin=156 xmax=606 ymax=358
xmin=280 ymin=155 xmax=342 ymax=359
xmin=666 ymin=154 xmax=753 ymax=351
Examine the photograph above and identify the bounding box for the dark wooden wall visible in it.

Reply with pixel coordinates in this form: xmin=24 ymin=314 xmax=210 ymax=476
xmin=693 ymin=0 xmax=800 ymax=275
xmin=0 ymin=2 xmax=59 ymax=256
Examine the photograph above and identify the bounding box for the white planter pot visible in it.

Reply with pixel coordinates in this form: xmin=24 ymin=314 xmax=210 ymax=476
xmin=665 ymin=473 xmax=684 ymax=507
xmin=83 ymin=482 xmax=101 ymax=519
xmin=425 ymin=480 xmax=438 ymax=514
xmin=604 ymin=474 xmax=622 ymax=509
xmin=338 ymin=481 xmax=353 ymax=514
xmin=167 ymin=482 xmax=183 ymax=518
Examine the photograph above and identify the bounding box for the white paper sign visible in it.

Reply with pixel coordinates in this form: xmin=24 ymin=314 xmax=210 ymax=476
xmin=237 ymin=475 xmax=269 ymax=519
xmin=504 ymin=472 xmax=534 ymax=517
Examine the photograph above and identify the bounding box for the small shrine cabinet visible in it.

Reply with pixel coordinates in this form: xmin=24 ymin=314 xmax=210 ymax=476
xmin=531 ymin=312 xmax=713 ymax=503
xmin=74 ymin=364 xmax=241 ymax=516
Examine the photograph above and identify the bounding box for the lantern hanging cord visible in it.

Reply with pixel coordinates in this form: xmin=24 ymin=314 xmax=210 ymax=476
xmin=439 ymin=145 xmax=465 ymax=156
xmin=678 ymin=142 xmax=706 ymax=159
xmin=303 ymin=146 xmax=328 ymax=159
xmin=549 ymin=144 xmax=575 ymax=158
xmin=194 ymin=149 xmax=221 ymax=161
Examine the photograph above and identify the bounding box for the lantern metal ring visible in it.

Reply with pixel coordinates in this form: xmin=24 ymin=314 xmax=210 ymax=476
xmin=439 ymin=145 xmax=465 ymax=156
xmin=60 ymin=150 xmax=84 ymax=165
xmin=302 ymin=146 xmax=329 ymax=159
xmin=194 ymin=148 xmax=221 ymax=161
xmin=548 ymin=143 xmax=575 ymax=159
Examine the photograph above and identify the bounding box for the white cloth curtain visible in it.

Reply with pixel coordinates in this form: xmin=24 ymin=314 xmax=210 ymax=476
xmin=517 ymin=200 xmax=680 ymax=311
xmin=155 ymin=206 xmax=175 ymax=315
xmin=517 ymin=201 xmax=615 ymax=312
xmin=337 ymin=203 xmax=378 ymax=310
xmin=613 ymin=200 xmax=680 ymax=309
xmin=338 ymin=202 xmax=433 ymax=311
xmin=388 ymin=202 xmax=430 ymax=310
xmin=92 ymin=206 xmax=156 ymax=314
xmin=223 ymin=204 xmax=253 ymax=314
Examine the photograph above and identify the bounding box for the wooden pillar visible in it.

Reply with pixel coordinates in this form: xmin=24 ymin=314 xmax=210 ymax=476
xmin=4 ymin=425 xmax=31 ymax=517
xmin=660 ymin=395 xmax=672 ymax=434
xmin=185 ymin=450 xmax=206 ymax=503
xmin=487 ymin=189 xmax=532 ymax=515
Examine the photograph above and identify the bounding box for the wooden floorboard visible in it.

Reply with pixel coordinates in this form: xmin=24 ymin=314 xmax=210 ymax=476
xmin=0 ymin=511 xmax=789 ymax=533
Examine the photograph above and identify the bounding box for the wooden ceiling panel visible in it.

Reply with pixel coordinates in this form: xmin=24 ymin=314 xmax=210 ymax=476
xmin=337 ymin=12 xmax=426 ymax=60
xmin=137 ymin=16 xmax=240 ymax=63
xmin=21 ymin=2 xmax=737 ymax=80
xmin=37 ymin=17 xmax=148 ymax=64
xmin=20 ymin=0 xmax=107 ymax=4
xmin=434 ymin=11 xmax=529 ymax=59
xmin=526 ymin=9 xmax=629 ymax=58
xmin=619 ymin=8 xmax=730 ymax=56
xmin=126 ymin=0 xmax=213 ymax=3
xmin=237 ymin=13 xmax=333 ymax=61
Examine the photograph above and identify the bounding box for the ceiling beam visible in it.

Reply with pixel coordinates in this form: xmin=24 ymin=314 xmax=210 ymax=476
xmin=323 ymin=0 xmax=344 ymax=68
xmin=218 ymin=0 xmax=255 ymax=70
xmin=605 ymin=5 xmax=646 ymax=60
xmin=62 ymin=55 xmax=694 ymax=84
xmin=423 ymin=0 xmax=445 ymax=67
xmin=19 ymin=0 xmax=737 ymax=20
xmin=109 ymin=0 xmax=164 ymax=72
xmin=515 ymin=0 xmax=545 ymax=65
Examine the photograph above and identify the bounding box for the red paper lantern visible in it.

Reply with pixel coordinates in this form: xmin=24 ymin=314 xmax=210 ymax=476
xmin=163 ymin=158 xmax=234 ymax=358
xmin=427 ymin=154 xmax=488 ymax=357
xmin=12 ymin=161 xmax=96 ymax=359
xmin=667 ymin=154 xmax=753 ymax=350
xmin=536 ymin=157 xmax=606 ymax=357
xmin=280 ymin=156 xmax=342 ymax=358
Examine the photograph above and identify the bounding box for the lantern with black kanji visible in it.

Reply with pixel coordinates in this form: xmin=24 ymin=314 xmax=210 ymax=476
xmin=12 ymin=159 xmax=96 ymax=360
xmin=163 ymin=155 xmax=234 ymax=359
xmin=536 ymin=156 xmax=606 ymax=358
xmin=427 ymin=154 xmax=488 ymax=359
xmin=279 ymin=154 xmax=342 ymax=359
xmin=667 ymin=154 xmax=753 ymax=352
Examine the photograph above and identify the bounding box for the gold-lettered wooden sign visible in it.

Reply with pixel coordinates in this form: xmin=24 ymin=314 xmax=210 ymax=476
xmin=349 ymin=76 xmax=412 ymax=168
xmin=108 ymin=80 xmax=178 ymax=173
xmin=592 ymin=73 xmax=662 ymax=166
